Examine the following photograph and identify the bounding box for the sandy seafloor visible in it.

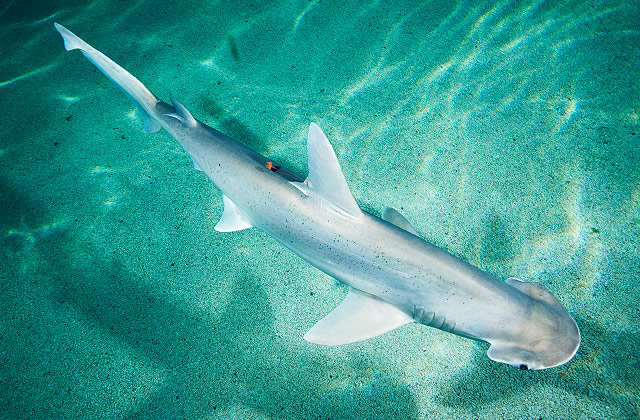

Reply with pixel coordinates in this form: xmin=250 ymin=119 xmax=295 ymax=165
xmin=1 ymin=0 xmax=639 ymax=418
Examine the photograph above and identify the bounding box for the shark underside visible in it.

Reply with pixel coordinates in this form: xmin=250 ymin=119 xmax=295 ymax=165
xmin=54 ymin=23 xmax=580 ymax=370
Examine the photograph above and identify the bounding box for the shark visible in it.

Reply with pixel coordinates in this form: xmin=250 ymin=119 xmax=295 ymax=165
xmin=54 ymin=23 xmax=580 ymax=370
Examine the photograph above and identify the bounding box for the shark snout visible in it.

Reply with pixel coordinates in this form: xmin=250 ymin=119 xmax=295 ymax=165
xmin=487 ymin=301 xmax=581 ymax=370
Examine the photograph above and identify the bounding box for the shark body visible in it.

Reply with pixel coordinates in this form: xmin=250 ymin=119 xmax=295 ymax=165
xmin=55 ymin=23 xmax=580 ymax=370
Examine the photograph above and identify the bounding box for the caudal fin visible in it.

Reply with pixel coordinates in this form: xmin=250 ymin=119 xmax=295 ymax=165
xmin=54 ymin=23 xmax=161 ymax=133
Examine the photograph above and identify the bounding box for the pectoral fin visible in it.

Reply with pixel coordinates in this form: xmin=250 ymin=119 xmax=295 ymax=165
xmin=304 ymin=288 xmax=413 ymax=346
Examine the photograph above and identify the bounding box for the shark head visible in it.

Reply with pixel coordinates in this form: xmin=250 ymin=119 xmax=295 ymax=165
xmin=486 ymin=278 xmax=581 ymax=370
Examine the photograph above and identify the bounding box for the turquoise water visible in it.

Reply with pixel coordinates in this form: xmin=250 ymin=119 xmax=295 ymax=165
xmin=1 ymin=0 xmax=639 ymax=418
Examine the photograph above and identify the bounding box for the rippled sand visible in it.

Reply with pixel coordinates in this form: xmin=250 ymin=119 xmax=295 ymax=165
xmin=0 ymin=0 xmax=638 ymax=418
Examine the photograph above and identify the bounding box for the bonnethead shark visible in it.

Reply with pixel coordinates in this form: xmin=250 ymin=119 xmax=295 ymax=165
xmin=55 ymin=23 xmax=580 ymax=370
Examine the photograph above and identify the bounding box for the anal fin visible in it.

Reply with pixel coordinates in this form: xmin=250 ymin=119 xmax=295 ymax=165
xmin=143 ymin=114 xmax=161 ymax=133
xmin=304 ymin=288 xmax=413 ymax=346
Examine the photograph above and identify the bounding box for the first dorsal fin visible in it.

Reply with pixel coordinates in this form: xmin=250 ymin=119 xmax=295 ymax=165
xmin=304 ymin=288 xmax=413 ymax=346
xmin=298 ymin=123 xmax=361 ymax=216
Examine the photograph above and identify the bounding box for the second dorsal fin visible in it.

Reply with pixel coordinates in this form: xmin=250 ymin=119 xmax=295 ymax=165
xmin=164 ymin=97 xmax=197 ymax=127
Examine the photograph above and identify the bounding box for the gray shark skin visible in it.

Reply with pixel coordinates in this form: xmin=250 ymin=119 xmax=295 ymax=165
xmin=55 ymin=23 xmax=580 ymax=370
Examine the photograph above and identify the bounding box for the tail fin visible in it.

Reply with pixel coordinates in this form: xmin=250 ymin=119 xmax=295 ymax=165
xmin=54 ymin=23 xmax=161 ymax=133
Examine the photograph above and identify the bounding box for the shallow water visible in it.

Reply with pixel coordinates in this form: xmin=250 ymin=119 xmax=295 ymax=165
xmin=1 ymin=0 xmax=639 ymax=419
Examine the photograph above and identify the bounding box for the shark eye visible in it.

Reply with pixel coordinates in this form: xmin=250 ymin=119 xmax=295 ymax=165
xmin=519 ymin=364 xmax=529 ymax=370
